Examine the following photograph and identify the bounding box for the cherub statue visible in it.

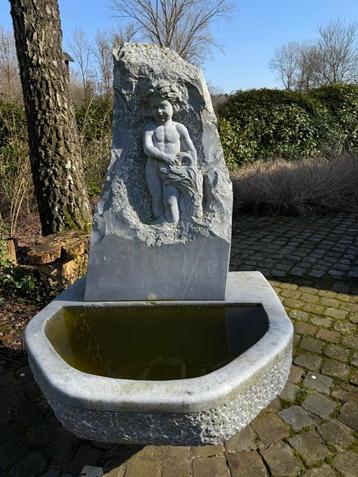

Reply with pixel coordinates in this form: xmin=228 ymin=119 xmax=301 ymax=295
xmin=143 ymin=95 xmax=198 ymax=224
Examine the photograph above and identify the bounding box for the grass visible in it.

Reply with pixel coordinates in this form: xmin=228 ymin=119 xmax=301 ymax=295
xmin=231 ymin=154 xmax=358 ymax=215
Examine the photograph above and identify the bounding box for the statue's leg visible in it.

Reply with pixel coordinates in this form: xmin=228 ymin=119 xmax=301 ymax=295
xmin=164 ymin=185 xmax=180 ymax=224
xmin=145 ymin=159 xmax=163 ymax=220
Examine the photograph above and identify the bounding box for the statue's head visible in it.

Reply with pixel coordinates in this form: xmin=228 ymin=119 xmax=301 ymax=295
xmin=142 ymin=80 xmax=185 ymax=116
xmin=151 ymin=98 xmax=173 ymax=123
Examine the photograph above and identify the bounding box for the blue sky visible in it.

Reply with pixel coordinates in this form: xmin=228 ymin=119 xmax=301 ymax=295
xmin=1 ymin=0 xmax=357 ymax=92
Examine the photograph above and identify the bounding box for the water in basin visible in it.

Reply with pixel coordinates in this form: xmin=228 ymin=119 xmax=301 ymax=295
xmin=46 ymin=304 xmax=268 ymax=381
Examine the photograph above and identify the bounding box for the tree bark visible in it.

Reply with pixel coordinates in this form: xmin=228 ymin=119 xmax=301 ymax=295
xmin=9 ymin=0 xmax=91 ymax=235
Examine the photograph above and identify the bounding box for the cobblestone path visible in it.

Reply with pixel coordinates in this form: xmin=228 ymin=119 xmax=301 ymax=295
xmin=0 ymin=213 xmax=357 ymax=477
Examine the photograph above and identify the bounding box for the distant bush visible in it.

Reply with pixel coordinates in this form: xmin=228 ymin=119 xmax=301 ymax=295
xmin=217 ymin=85 xmax=358 ymax=168
xmin=231 ymin=154 xmax=358 ymax=215
xmin=309 ymin=84 xmax=358 ymax=153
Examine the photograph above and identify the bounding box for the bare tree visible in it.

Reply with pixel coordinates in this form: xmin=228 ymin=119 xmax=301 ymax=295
xmin=68 ymin=28 xmax=95 ymax=98
xmin=270 ymin=18 xmax=358 ymax=90
xmin=10 ymin=0 xmax=91 ymax=235
xmin=93 ymin=30 xmax=113 ymax=97
xmin=269 ymin=42 xmax=301 ymax=90
xmin=317 ymin=19 xmax=358 ymax=84
xmin=295 ymin=44 xmax=322 ymax=91
xmin=0 ymin=27 xmax=21 ymax=101
xmin=109 ymin=0 xmax=231 ymax=63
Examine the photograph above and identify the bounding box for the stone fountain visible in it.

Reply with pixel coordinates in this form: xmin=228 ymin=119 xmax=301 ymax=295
xmin=25 ymin=44 xmax=293 ymax=445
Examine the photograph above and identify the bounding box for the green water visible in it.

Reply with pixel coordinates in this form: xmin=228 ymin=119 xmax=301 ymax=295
xmin=45 ymin=304 xmax=268 ymax=381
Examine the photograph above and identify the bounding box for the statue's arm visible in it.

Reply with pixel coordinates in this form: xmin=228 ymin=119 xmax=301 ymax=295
xmin=143 ymin=126 xmax=173 ymax=164
xmin=176 ymin=123 xmax=197 ymax=162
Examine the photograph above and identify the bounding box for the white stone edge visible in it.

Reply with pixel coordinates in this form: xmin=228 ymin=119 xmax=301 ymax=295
xmin=25 ymin=271 xmax=293 ymax=414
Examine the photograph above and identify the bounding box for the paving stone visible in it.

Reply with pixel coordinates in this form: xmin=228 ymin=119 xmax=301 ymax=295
xmin=251 ymin=413 xmax=289 ymax=447
xmin=302 ymin=464 xmax=338 ymax=477
xmin=279 ymin=382 xmax=301 ymax=402
xmin=303 ymin=372 xmax=332 ymax=394
xmin=289 ymin=310 xmax=310 ymax=321
xmin=349 ymin=369 xmax=358 ymax=386
xmin=162 ymin=457 xmax=191 ymax=477
xmin=332 ymin=383 xmax=358 ymax=403
xmin=288 ymin=430 xmax=330 ymax=466
xmin=225 ymin=426 xmax=257 ymax=453
xmin=317 ymin=420 xmax=355 ymax=451
xmin=338 ymin=402 xmax=358 ymax=431
xmin=321 ymin=298 xmax=341 ymax=308
xmin=324 ymin=344 xmax=350 ymax=362
xmin=125 ymin=459 xmax=161 ymax=477
xmin=324 ymin=309 xmax=348 ymax=321
xmin=333 ymin=320 xmax=356 ymax=335
xmin=293 ymin=334 xmax=301 ymax=347
xmin=301 ymin=294 xmax=320 ymax=304
xmin=316 ymin=329 xmax=340 ymax=343
xmin=44 ymin=431 xmax=79 ymax=464
xmin=278 ymin=406 xmax=314 ymax=432
xmin=285 ymin=298 xmax=304 ymax=309
xmin=192 ymin=456 xmax=230 ymax=477
xmin=69 ymin=445 xmax=104 ymax=475
xmin=0 ymin=436 xmax=31 ymax=469
xmin=332 ymin=450 xmax=358 ymax=477
xmin=154 ymin=445 xmax=191 ymax=460
xmin=299 ymin=286 xmax=319 ymax=295
xmin=348 ymin=312 xmax=358 ymax=323
xmin=321 ymin=358 xmax=349 ymax=380
xmin=295 ymin=323 xmax=317 ymax=337
xmin=288 ymin=366 xmax=305 ymax=384
xmin=311 ymin=316 xmax=332 ymax=328
xmin=341 ymin=335 xmax=358 ymax=350
xmin=300 ymin=337 xmax=324 ymax=354
xmin=192 ymin=444 xmax=224 ymax=457
xmin=261 ymin=442 xmax=302 ymax=477
xmin=104 ymin=466 xmax=126 ymax=477
xmin=302 ymin=392 xmax=337 ymax=419
xmin=79 ymin=466 xmax=104 ymax=477
xmin=302 ymin=303 xmax=326 ymax=315
xmin=281 ymin=290 xmax=301 ymax=299
xmin=350 ymin=352 xmax=358 ymax=367
xmin=40 ymin=469 xmax=61 ymax=477
xmin=9 ymin=451 xmax=47 ymax=477
xmin=227 ymin=450 xmax=267 ymax=477
xmin=294 ymin=351 xmax=322 ymax=371
xmin=280 ymin=283 xmax=299 ymax=290
xmin=265 ymin=397 xmax=282 ymax=412
xmin=15 ymin=402 xmax=45 ymax=426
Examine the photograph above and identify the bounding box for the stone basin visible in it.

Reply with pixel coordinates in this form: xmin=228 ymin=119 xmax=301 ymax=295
xmin=25 ymin=271 xmax=293 ymax=445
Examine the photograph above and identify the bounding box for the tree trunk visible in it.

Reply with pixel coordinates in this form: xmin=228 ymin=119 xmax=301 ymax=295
xmin=9 ymin=0 xmax=91 ymax=235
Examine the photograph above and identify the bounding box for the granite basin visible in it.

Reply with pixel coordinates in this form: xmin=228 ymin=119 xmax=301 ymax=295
xmin=25 ymin=272 xmax=293 ymax=445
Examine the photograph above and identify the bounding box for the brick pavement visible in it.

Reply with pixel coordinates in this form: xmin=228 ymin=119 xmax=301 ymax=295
xmin=0 ymin=212 xmax=357 ymax=477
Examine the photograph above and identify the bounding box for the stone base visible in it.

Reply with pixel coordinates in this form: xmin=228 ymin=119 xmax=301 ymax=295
xmin=85 ymin=234 xmax=230 ymax=301
xmin=25 ymin=272 xmax=293 ymax=445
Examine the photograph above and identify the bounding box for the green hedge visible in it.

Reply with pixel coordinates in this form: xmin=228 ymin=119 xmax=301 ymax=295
xmin=217 ymin=85 xmax=358 ymax=168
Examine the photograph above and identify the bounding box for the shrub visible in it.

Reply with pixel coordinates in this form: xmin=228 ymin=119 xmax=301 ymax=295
xmin=0 ymin=100 xmax=33 ymax=235
xmin=231 ymin=154 xmax=358 ymax=215
xmin=218 ymin=86 xmax=358 ymax=168
xmin=309 ymin=84 xmax=358 ymax=153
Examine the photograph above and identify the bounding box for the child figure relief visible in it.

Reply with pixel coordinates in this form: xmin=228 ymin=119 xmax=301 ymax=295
xmin=143 ymin=97 xmax=201 ymax=224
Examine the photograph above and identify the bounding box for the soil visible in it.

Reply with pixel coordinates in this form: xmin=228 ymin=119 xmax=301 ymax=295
xmin=0 ymin=211 xmax=43 ymax=352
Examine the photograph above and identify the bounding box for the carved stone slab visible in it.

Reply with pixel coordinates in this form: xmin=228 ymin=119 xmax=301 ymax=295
xmin=85 ymin=43 xmax=232 ymax=301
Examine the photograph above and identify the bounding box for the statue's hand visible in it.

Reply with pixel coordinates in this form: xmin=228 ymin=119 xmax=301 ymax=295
xmin=165 ymin=154 xmax=177 ymax=165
